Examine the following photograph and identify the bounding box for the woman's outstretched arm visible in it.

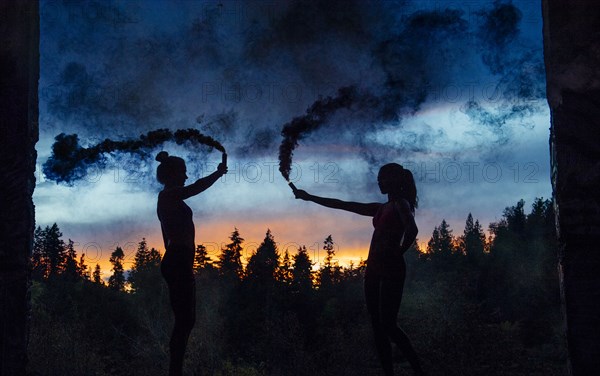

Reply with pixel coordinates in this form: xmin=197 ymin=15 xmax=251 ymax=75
xmin=294 ymin=189 xmax=380 ymax=217
xmin=166 ymin=163 xmax=227 ymax=200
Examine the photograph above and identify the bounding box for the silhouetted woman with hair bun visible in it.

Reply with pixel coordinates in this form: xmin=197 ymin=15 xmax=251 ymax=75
xmin=294 ymin=163 xmax=425 ymax=376
xmin=155 ymin=151 xmax=227 ymax=376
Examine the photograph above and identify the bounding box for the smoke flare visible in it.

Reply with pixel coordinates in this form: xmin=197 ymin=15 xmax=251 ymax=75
xmin=278 ymin=86 xmax=385 ymax=181
xmin=43 ymin=128 xmax=225 ymax=184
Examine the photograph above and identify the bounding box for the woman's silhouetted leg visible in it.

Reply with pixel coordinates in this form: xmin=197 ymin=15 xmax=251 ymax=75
xmin=167 ymin=277 xmax=195 ymax=376
xmin=365 ymin=276 xmax=394 ymax=376
xmin=380 ymin=278 xmax=425 ymax=376
xmin=162 ymin=259 xmax=196 ymax=376
xmin=366 ymin=276 xmax=425 ymax=376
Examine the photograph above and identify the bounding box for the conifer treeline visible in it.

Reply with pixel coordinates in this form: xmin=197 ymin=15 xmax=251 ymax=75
xmin=31 ymin=225 xmax=360 ymax=291
xmin=28 ymin=197 xmax=563 ymax=375
xmin=32 ymin=198 xmax=554 ymax=295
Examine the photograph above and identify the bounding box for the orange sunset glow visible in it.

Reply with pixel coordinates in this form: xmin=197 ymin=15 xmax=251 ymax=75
xmin=88 ymin=211 xmax=374 ymax=277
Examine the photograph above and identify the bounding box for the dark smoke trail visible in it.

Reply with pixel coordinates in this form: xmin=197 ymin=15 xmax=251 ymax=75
xmin=277 ymin=2 xmax=544 ymax=181
xmin=276 ymin=7 xmax=468 ymax=181
xmin=278 ymin=86 xmax=383 ymax=181
xmin=43 ymin=128 xmax=225 ymax=184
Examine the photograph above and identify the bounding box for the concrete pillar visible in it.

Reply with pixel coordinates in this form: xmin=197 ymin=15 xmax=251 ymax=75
xmin=0 ymin=1 xmax=39 ymax=374
xmin=542 ymin=1 xmax=600 ymax=374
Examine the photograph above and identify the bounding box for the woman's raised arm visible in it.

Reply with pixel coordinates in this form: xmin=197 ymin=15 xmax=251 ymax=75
xmin=294 ymin=189 xmax=380 ymax=217
xmin=165 ymin=163 xmax=227 ymax=200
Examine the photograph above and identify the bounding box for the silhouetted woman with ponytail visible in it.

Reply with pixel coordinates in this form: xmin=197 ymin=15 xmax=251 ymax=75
xmin=155 ymin=151 xmax=227 ymax=376
xmin=294 ymin=163 xmax=425 ymax=376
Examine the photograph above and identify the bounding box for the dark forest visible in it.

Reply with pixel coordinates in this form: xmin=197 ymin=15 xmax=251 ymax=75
xmin=28 ymin=198 xmax=564 ymax=376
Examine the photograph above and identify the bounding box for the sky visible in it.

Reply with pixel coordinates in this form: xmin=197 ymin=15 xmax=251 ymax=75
xmin=34 ymin=0 xmax=551 ymax=273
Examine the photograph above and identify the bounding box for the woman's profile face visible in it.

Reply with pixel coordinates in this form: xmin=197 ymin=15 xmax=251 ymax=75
xmin=171 ymin=162 xmax=188 ymax=187
xmin=377 ymin=171 xmax=393 ymax=194
xmin=378 ymin=165 xmax=405 ymax=195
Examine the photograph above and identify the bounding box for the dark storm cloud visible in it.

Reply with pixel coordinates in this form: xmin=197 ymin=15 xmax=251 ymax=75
xmin=41 ymin=0 xmax=226 ymax=133
xmin=275 ymin=0 xmax=544 ymax=177
xmin=40 ymin=0 xmax=545 ymax=184
xmin=462 ymin=1 xmax=545 ymax=137
xmin=45 ymin=61 xmax=170 ymax=127
xmin=477 ymin=0 xmax=523 ymax=74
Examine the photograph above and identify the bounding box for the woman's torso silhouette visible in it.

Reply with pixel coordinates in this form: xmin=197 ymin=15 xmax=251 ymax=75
xmin=157 ymin=189 xmax=195 ymax=273
xmin=367 ymin=201 xmax=409 ymax=278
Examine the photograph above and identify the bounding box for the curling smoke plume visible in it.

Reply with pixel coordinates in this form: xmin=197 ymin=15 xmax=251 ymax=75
xmin=275 ymin=1 xmax=544 ymax=182
xmin=279 ymin=86 xmax=384 ymax=181
xmin=44 ymin=129 xmax=225 ymax=184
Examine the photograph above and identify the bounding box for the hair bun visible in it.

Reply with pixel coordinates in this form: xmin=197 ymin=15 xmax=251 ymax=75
xmin=155 ymin=151 xmax=169 ymax=162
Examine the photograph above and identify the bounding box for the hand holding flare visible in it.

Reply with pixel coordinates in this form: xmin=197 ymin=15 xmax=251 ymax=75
xmin=217 ymin=152 xmax=228 ymax=175
xmin=290 ymin=183 xmax=311 ymax=201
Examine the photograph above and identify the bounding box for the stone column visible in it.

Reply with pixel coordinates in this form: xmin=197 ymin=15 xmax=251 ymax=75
xmin=542 ymin=1 xmax=600 ymax=374
xmin=0 ymin=1 xmax=39 ymax=374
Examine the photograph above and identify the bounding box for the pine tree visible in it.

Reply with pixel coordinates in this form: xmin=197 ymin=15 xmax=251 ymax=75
xmin=427 ymin=219 xmax=456 ymax=264
xmin=527 ymin=197 xmax=554 ymax=237
xmin=292 ymin=246 xmax=313 ymax=293
xmin=48 ymin=223 xmax=66 ymax=277
xmin=92 ymin=264 xmax=103 ymax=285
xmin=246 ymin=229 xmax=279 ymax=284
xmin=504 ymin=199 xmax=526 ymax=236
xmin=33 ymin=223 xmax=67 ymax=278
xmin=108 ymin=247 xmax=126 ymax=291
xmin=78 ymin=253 xmax=89 ymax=280
xmin=149 ymin=248 xmax=161 ymax=264
xmin=278 ymin=249 xmax=294 ymax=285
xmin=217 ymin=227 xmax=244 ymax=280
xmin=459 ymin=213 xmax=487 ymax=265
xmin=128 ymin=239 xmax=161 ymax=293
xmin=63 ymin=239 xmax=80 ymax=281
xmin=194 ymin=244 xmax=212 ymax=273
xmin=323 ymin=235 xmax=334 ymax=267
xmin=319 ymin=235 xmax=341 ymax=288
xmin=427 ymin=226 xmax=440 ymax=255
